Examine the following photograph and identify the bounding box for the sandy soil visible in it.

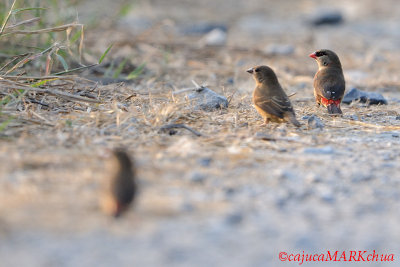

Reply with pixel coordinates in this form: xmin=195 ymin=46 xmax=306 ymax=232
xmin=1 ymin=0 xmax=400 ymax=266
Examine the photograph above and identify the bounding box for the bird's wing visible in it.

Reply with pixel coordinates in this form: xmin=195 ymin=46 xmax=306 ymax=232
xmin=314 ymin=69 xmax=345 ymax=100
xmin=254 ymin=93 xmax=294 ymax=119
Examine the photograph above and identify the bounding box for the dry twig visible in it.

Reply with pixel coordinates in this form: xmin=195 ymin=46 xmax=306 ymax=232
xmin=159 ymin=123 xmax=203 ymax=137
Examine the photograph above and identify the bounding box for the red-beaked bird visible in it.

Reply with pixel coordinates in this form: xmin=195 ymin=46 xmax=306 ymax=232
xmin=309 ymin=49 xmax=345 ymax=114
xmin=100 ymin=149 xmax=136 ymax=218
xmin=247 ymin=65 xmax=300 ymax=127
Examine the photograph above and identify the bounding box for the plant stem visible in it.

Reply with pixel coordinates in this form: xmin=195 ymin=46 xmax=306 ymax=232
xmin=0 ymin=0 xmax=17 ymax=36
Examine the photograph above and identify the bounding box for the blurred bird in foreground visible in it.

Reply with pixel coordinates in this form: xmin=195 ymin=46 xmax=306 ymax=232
xmin=309 ymin=49 xmax=345 ymax=114
xmin=247 ymin=65 xmax=300 ymax=127
xmin=100 ymin=149 xmax=136 ymax=218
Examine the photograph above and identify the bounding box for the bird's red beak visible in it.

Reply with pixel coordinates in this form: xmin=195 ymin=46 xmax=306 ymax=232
xmin=309 ymin=52 xmax=317 ymax=59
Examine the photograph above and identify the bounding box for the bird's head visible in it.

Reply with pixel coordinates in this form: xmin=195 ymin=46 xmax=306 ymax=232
xmin=113 ymin=149 xmax=133 ymax=171
xmin=309 ymin=49 xmax=342 ymax=69
xmin=247 ymin=65 xmax=279 ymax=85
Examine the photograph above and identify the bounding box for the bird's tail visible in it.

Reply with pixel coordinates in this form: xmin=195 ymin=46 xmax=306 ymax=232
xmin=327 ymin=104 xmax=342 ymax=114
xmin=285 ymin=112 xmax=301 ymax=127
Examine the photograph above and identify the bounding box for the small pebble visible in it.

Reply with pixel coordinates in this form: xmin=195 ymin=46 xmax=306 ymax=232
xmin=224 ymin=187 xmax=236 ymax=196
xmin=200 ymin=28 xmax=227 ymax=46
xmin=190 ymin=172 xmax=206 ymax=184
xmin=351 ymin=174 xmax=373 ymax=183
xmin=307 ymin=115 xmax=324 ymax=130
xmin=317 ymin=185 xmax=335 ymax=203
xmin=254 ymin=132 xmax=275 ymax=141
xmin=225 ymin=212 xmax=244 ymax=226
xmin=347 ymin=114 xmax=359 ymax=120
xmin=181 ymin=23 xmax=227 ymax=35
xmin=198 ymin=157 xmax=212 ymax=167
xmin=276 ymin=169 xmax=296 ymax=181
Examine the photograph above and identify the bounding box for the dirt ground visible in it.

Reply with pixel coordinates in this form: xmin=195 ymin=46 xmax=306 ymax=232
xmin=1 ymin=0 xmax=400 ymax=266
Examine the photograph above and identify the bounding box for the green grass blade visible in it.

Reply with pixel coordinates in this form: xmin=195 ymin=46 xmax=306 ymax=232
xmin=104 ymin=61 xmax=115 ymax=78
xmin=53 ymin=63 xmax=98 ymax=75
xmin=0 ymin=96 xmax=12 ymax=106
xmin=112 ymin=58 xmax=128 ymax=79
xmin=118 ymin=3 xmax=134 ymax=17
xmin=12 ymin=7 xmax=47 ymax=14
xmin=98 ymin=44 xmax=113 ymax=64
xmin=31 ymin=78 xmax=59 ymax=87
xmin=126 ymin=63 xmax=146 ymax=80
xmin=56 ymin=54 xmax=69 ymax=71
xmin=0 ymin=0 xmax=17 ymax=36
xmin=69 ymin=29 xmax=82 ymax=44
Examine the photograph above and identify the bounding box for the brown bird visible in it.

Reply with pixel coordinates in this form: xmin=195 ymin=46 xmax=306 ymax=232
xmin=309 ymin=49 xmax=345 ymax=114
xmin=100 ymin=149 xmax=136 ymax=218
xmin=247 ymin=65 xmax=300 ymax=127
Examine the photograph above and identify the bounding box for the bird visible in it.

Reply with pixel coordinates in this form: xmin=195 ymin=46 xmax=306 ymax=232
xmin=309 ymin=49 xmax=345 ymax=114
xmin=247 ymin=65 xmax=300 ymax=127
xmin=100 ymin=148 xmax=136 ymax=218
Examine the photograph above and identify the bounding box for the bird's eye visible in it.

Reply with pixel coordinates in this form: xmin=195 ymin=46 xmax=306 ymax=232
xmin=255 ymin=68 xmax=260 ymax=72
xmin=316 ymin=51 xmax=326 ymax=57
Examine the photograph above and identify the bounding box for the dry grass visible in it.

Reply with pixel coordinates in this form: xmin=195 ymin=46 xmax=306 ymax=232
xmin=1 ymin=26 xmax=400 ymax=229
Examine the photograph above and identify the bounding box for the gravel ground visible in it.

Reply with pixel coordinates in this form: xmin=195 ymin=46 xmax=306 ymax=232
xmin=1 ymin=0 xmax=400 ymax=266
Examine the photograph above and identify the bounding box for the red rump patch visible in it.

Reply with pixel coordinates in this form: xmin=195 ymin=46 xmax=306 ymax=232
xmin=320 ymin=97 xmax=341 ymax=107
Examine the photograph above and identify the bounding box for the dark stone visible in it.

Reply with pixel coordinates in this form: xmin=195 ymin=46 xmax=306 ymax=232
xmin=198 ymin=157 xmax=212 ymax=167
xmin=347 ymin=114 xmax=359 ymax=120
xmin=351 ymin=174 xmax=373 ymax=183
xmin=226 ymin=77 xmax=234 ymax=84
xmin=224 ymin=187 xmax=236 ymax=196
xmin=254 ymin=132 xmax=275 ymax=141
xmin=168 ymin=129 xmax=177 ymax=136
xmin=310 ymin=10 xmax=344 ymax=26
xmin=188 ymin=86 xmax=229 ymax=111
xmin=181 ymin=23 xmax=227 ymax=35
xmin=225 ymin=212 xmax=244 ymax=225
xmin=342 ymin=88 xmax=388 ymax=105
xmin=190 ymin=172 xmax=206 ymax=183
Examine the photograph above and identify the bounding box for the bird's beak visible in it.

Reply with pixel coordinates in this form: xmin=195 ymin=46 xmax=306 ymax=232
xmin=246 ymin=68 xmax=254 ymax=74
xmin=309 ymin=52 xmax=317 ymax=59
